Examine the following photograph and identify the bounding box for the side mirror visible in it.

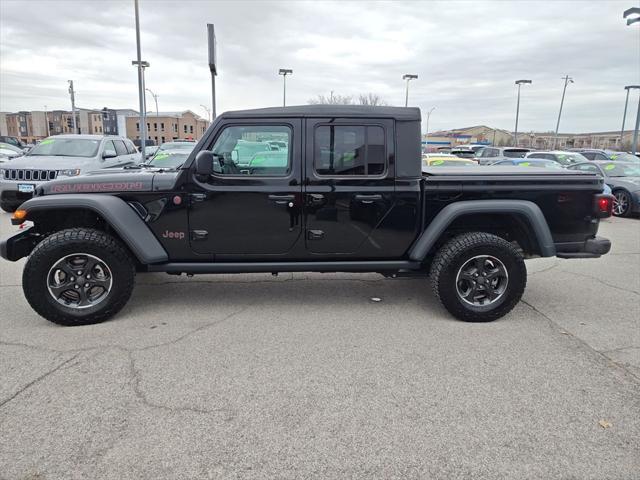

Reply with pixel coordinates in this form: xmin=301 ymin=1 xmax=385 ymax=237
xmin=195 ymin=150 xmax=214 ymax=179
xmin=103 ymin=150 xmax=117 ymax=159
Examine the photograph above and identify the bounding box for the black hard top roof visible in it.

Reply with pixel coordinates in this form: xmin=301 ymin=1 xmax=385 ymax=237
xmin=221 ymin=105 xmax=421 ymax=121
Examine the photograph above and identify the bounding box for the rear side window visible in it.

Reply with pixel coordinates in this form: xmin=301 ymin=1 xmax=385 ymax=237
xmin=314 ymin=125 xmax=386 ymax=176
xmin=125 ymin=140 xmax=137 ymax=154
xmin=114 ymin=140 xmax=128 ymax=156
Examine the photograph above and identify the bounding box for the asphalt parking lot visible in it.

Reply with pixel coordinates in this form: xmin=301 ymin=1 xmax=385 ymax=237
xmin=0 ymin=213 xmax=638 ymax=479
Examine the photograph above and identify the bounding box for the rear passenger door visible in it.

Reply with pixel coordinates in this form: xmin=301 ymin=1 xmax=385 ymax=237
xmin=303 ymin=118 xmax=395 ymax=257
xmin=113 ymin=139 xmax=135 ymax=166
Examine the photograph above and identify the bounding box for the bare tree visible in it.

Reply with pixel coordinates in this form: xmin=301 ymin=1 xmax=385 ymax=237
xmin=308 ymin=93 xmax=353 ymax=105
xmin=357 ymin=93 xmax=387 ymax=106
xmin=308 ymin=92 xmax=387 ymax=106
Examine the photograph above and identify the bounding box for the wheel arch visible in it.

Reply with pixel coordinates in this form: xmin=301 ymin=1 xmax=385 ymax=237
xmin=16 ymin=194 xmax=168 ymax=264
xmin=408 ymin=199 xmax=556 ymax=261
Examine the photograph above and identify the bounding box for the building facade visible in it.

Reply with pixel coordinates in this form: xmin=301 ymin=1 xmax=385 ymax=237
xmin=125 ymin=110 xmax=209 ymax=145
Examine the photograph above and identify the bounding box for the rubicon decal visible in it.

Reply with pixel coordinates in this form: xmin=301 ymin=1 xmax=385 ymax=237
xmin=162 ymin=230 xmax=186 ymax=240
xmin=50 ymin=182 xmax=145 ymax=193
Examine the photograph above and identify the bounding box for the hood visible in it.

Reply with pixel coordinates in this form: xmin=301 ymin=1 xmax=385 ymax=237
xmin=37 ymin=168 xmax=181 ymax=195
xmin=5 ymin=154 xmax=97 ymax=171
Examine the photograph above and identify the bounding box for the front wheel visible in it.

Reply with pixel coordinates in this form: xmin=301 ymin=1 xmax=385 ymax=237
xmin=23 ymin=228 xmax=135 ymax=326
xmin=430 ymin=232 xmax=526 ymax=322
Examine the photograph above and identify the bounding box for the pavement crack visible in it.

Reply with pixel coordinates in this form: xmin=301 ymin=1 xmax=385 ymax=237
xmin=125 ymin=350 xmax=230 ymax=416
xmin=558 ymin=269 xmax=640 ymax=296
xmin=520 ymin=300 xmax=640 ymax=384
xmin=0 ymin=353 xmax=80 ymax=409
xmin=137 ymin=306 xmax=250 ymax=352
xmin=527 ymin=261 xmax=561 ymax=276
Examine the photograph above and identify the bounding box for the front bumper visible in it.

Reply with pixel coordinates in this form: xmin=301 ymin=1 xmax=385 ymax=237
xmin=0 ymin=226 xmax=39 ymax=261
xmin=555 ymin=236 xmax=611 ymax=259
xmin=0 ymin=180 xmax=45 ymax=206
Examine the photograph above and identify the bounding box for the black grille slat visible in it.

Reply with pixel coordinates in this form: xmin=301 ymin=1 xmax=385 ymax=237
xmin=4 ymin=169 xmax=58 ymax=182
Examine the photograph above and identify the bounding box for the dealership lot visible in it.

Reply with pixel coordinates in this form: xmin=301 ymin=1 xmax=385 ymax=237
xmin=0 ymin=214 xmax=638 ymax=479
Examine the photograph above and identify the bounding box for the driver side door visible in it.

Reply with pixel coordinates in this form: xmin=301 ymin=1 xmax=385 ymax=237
xmin=188 ymin=119 xmax=303 ymax=259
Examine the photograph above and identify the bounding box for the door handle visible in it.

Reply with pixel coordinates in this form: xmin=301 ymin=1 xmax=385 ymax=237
xmin=354 ymin=194 xmax=382 ymax=203
xmin=268 ymin=194 xmax=295 ymax=205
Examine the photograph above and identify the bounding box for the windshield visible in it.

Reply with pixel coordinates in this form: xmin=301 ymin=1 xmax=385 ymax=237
xmin=555 ymin=153 xmax=587 ymax=165
xmin=148 ymin=149 xmax=192 ymax=168
xmin=503 ymin=149 xmax=529 ymax=158
xmin=609 ymin=152 xmax=640 ymax=162
xmin=159 ymin=142 xmax=195 ymax=151
xmin=28 ymin=138 xmax=100 ymax=157
xmin=602 ymin=163 xmax=640 ymax=177
xmin=428 ymin=159 xmax=477 ymax=167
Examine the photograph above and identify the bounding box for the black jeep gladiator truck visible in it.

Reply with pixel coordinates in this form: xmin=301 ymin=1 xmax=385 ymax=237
xmin=0 ymin=106 xmax=613 ymax=326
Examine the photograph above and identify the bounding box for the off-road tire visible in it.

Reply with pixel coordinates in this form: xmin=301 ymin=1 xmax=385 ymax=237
xmin=0 ymin=202 xmax=18 ymax=213
xmin=23 ymin=228 xmax=135 ymax=326
xmin=430 ymin=232 xmax=526 ymax=322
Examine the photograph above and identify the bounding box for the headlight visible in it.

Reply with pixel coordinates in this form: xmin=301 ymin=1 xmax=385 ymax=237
xmin=57 ymin=169 xmax=81 ymax=177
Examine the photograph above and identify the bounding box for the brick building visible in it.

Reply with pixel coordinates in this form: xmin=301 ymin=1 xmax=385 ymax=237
xmin=125 ymin=110 xmax=209 ymax=144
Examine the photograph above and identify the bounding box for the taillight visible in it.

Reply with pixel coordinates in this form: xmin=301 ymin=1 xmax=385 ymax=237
xmin=593 ymin=194 xmax=613 ymax=218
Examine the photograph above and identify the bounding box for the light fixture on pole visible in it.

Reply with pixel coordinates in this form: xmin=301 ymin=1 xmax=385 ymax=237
xmin=145 ymin=88 xmax=159 ymax=117
xmin=554 ymin=75 xmax=573 ymax=149
xmin=425 ymin=106 xmax=436 ymax=152
xmin=513 ymin=79 xmax=532 ymax=147
xmin=278 ymin=69 xmax=293 ymax=107
xmin=623 ymin=6 xmax=640 ymax=25
xmin=403 ymin=74 xmax=418 ymax=107
xmin=620 ymin=86 xmax=640 ymax=148
xmin=200 ymin=104 xmax=211 ymax=122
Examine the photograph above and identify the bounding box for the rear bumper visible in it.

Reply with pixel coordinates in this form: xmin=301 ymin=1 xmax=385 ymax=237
xmin=0 ymin=226 xmax=38 ymax=261
xmin=555 ymin=236 xmax=611 ymax=259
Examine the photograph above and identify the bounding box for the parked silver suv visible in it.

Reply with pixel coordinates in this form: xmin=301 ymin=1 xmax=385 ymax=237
xmin=0 ymin=134 xmax=140 ymax=212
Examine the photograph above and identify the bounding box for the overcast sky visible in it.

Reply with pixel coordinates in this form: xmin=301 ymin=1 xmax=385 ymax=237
xmin=1 ymin=0 xmax=639 ymax=133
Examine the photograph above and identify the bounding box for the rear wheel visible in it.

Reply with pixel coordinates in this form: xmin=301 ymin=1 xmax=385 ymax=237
xmin=23 ymin=228 xmax=135 ymax=326
xmin=430 ymin=232 xmax=526 ymax=322
xmin=612 ymin=190 xmax=631 ymax=217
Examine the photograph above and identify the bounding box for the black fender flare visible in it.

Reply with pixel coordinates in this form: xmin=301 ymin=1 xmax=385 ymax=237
xmin=408 ymin=199 xmax=556 ymax=261
xmin=17 ymin=194 xmax=168 ymax=264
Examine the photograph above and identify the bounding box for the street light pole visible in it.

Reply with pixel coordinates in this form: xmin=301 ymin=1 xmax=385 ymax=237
xmin=44 ymin=104 xmax=50 ymax=137
xmin=514 ymin=79 xmax=532 ymax=147
xmin=207 ymin=24 xmax=217 ymax=120
xmin=620 ymin=86 xmax=640 ymax=149
xmin=624 ymin=9 xmax=640 ymax=154
xmin=133 ymin=0 xmax=147 ymax=159
xmin=278 ymin=69 xmax=293 ymax=107
xmin=403 ymin=74 xmax=418 ymax=107
xmin=68 ymin=80 xmax=77 ymax=133
xmin=425 ymin=106 xmax=436 ymax=152
xmin=554 ymin=75 xmax=573 ymax=149
xmin=145 ymin=88 xmax=159 ymax=117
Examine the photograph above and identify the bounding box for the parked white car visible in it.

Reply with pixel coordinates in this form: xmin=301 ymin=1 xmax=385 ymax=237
xmin=525 ymin=150 xmax=588 ymax=166
xmin=0 ymin=134 xmax=140 ymax=212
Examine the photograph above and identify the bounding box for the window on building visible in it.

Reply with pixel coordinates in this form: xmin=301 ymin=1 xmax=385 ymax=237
xmin=154 ymin=122 xmax=157 ymax=131
xmin=99 ymin=126 xmax=102 ymax=133
xmin=136 ymin=122 xmax=140 ymax=131
xmin=173 ymin=124 xmax=178 ymax=133
xmin=183 ymin=125 xmax=188 ymax=133
xmin=190 ymin=125 xmax=194 ymax=134
xmin=314 ymin=125 xmax=386 ymax=176
xmin=147 ymin=123 xmax=150 ymax=131
xmin=161 ymin=123 xmax=165 ymax=131
xmin=161 ymin=136 xmax=165 ymax=143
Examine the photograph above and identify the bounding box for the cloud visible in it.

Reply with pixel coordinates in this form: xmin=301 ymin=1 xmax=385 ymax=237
xmin=0 ymin=0 xmax=638 ymax=133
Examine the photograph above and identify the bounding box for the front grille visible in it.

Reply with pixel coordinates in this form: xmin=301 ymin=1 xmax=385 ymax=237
xmin=3 ymin=169 xmax=58 ymax=181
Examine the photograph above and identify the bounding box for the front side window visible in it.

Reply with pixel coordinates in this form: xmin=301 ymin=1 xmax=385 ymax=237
xmin=209 ymin=125 xmax=291 ymax=176
xmin=314 ymin=125 xmax=385 ymax=176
